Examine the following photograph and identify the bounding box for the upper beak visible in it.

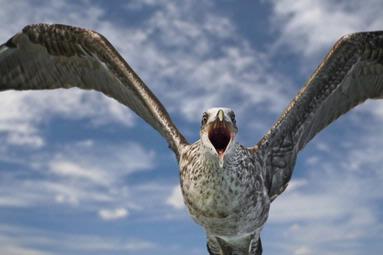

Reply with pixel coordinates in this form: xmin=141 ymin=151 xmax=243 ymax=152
xmin=217 ymin=109 xmax=224 ymax=122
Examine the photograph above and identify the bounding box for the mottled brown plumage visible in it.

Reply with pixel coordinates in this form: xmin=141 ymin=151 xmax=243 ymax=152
xmin=1 ymin=24 xmax=383 ymax=254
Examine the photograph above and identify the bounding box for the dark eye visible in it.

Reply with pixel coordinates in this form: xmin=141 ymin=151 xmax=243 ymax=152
xmin=229 ymin=112 xmax=236 ymax=123
xmin=201 ymin=112 xmax=208 ymax=126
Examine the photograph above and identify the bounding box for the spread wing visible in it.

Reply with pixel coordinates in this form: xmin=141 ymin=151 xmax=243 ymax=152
xmin=253 ymin=31 xmax=383 ymax=200
xmin=0 ymin=24 xmax=188 ymax=159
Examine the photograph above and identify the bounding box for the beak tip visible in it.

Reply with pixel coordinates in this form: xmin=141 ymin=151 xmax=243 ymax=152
xmin=217 ymin=109 xmax=224 ymax=122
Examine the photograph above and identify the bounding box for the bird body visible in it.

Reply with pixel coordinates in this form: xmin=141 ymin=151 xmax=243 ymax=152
xmin=180 ymin=141 xmax=269 ymax=254
xmin=178 ymin=108 xmax=269 ymax=254
xmin=180 ymin=142 xmax=269 ymax=235
xmin=1 ymin=24 xmax=383 ymax=254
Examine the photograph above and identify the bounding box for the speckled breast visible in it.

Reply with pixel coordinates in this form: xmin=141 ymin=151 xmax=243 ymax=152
xmin=179 ymin=143 xmax=271 ymax=236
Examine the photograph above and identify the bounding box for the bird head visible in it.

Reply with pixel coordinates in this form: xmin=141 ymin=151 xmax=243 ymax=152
xmin=200 ymin=107 xmax=238 ymax=167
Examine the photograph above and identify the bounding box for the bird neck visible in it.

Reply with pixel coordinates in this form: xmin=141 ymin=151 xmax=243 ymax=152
xmin=200 ymin=141 xmax=238 ymax=170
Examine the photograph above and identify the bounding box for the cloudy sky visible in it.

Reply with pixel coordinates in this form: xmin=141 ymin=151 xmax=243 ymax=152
xmin=0 ymin=0 xmax=383 ymax=254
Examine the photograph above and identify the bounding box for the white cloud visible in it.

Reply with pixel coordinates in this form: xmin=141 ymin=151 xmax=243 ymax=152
xmin=0 ymin=90 xmax=135 ymax=149
xmin=0 ymin=1 xmax=137 ymax=149
xmin=0 ymin=0 xmax=294 ymax=148
xmin=6 ymin=132 xmax=44 ymax=148
xmin=284 ymin=179 xmax=308 ymax=193
xmin=0 ymin=194 xmax=36 ymax=207
xmin=0 ymin=246 xmax=51 ymax=255
xmin=293 ymin=246 xmax=312 ymax=255
xmin=266 ymin=6 xmax=383 ymax=254
xmin=270 ymin=0 xmax=383 ymax=58
xmin=4 ymin=1 xmax=383 ymax=254
xmin=129 ymin=182 xmax=189 ymax=221
xmin=0 ymin=224 xmax=157 ymax=254
xmin=49 ymin=160 xmax=109 ymax=185
xmin=269 ymin=0 xmax=383 ymax=131
xmin=0 ymin=142 xmax=156 ymax=211
xmin=98 ymin=208 xmax=128 ymax=221
xmin=54 ymin=193 xmax=79 ymax=206
xmin=0 ymin=0 xmax=293 ymax=236
xmin=166 ymin=185 xmax=185 ymax=209
xmin=98 ymin=0 xmax=292 ymax=122
xmin=266 ymin=121 xmax=383 ymax=254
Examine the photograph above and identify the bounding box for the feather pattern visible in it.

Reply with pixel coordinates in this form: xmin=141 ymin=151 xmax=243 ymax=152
xmin=0 ymin=24 xmax=187 ymax=158
xmin=254 ymin=31 xmax=383 ymax=200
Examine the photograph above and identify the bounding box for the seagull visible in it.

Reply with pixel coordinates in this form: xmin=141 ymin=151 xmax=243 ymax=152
xmin=1 ymin=24 xmax=383 ymax=255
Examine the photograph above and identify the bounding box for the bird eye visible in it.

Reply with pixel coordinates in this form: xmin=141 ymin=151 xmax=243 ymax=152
xmin=229 ymin=112 xmax=236 ymax=124
xmin=201 ymin=113 xmax=208 ymax=126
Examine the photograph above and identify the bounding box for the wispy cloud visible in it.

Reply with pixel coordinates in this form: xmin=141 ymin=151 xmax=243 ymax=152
xmin=266 ymin=121 xmax=383 ymax=254
xmin=265 ymin=3 xmax=383 ymax=253
xmin=0 ymin=0 xmax=136 ymax=148
xmin=270 ymin=0 xmax=383 ymax=58
xmin=166 ymin=185 xmax=185 ymax=209
xmin=98 ymin=208 xmax=128 ymax=221
xmin=0 ymin=0 xmax=293 ymax=147
xmin=132 ymin=0 xmax=291 ymax=119
xmin=49 ymin=160 xmax=109 ymax=186
xmin=0 ymin=224 xmax=157 ymax=255
xmin=0 ymin=141 xmax=156 ymax=211
xmin=2 ymin=1 xmax=383 ymax=255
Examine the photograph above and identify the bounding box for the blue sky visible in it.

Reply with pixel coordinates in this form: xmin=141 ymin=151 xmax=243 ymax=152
xmin=0 ymin=0 xmax=383 ymax=254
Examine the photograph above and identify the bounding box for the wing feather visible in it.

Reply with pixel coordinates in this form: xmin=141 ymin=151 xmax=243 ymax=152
xmin=254 ymin=31 xmax=383 ymax=199
xmin=0 ymin=24 xmax=188 ymax=159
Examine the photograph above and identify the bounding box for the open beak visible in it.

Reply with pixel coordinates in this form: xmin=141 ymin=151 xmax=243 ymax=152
xmin=208 ymin=110 xmax=235 ymax=162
